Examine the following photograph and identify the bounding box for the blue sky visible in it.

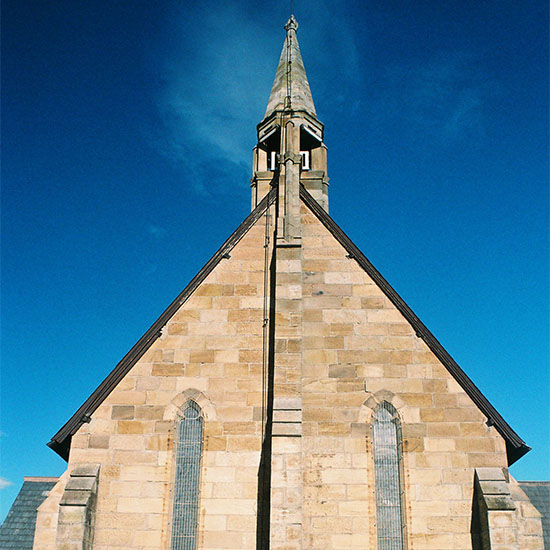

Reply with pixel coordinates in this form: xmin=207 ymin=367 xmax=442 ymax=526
xmin=1 ymin=0 xmax=548 ymax=519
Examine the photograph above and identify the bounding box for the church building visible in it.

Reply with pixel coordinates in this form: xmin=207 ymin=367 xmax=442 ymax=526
xmin=22 ymin=15 xmax=546 ymax=550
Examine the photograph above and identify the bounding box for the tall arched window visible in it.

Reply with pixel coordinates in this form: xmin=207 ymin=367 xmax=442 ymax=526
xmin=372 ymin=401 xmax=406 ymax=550
xmin=171 ymin=400 xmax=203 ymax=550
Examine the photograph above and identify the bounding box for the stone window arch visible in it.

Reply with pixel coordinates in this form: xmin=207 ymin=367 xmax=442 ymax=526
xmin=170 ymin=399 xmax=203 ymax=550
xmin=372 ymin=401 xmax=407 ymax=550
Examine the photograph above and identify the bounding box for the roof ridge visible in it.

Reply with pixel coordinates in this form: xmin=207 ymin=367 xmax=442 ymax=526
xmin=23 ymin=477 xmax=59 ymax=482
xmin=518 ymin=481 xmax=550 ymax=484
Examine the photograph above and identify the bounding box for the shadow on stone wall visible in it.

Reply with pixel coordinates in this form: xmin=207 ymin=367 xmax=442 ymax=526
xmin=256 ymin=215 xmax=278 ymax=550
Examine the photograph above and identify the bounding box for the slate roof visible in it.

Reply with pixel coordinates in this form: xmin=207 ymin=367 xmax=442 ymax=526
xmin=0 ymin=478 xmax=57 ymax=549
xmin=518 ymin=481 xmax=550 ymax=547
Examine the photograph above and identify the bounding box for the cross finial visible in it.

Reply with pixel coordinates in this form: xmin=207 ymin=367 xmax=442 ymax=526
xmin=284 ymin=15 xmax=298 ymax=33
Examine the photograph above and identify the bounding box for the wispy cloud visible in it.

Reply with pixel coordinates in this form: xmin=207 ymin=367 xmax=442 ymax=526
xmin=0 ymin=477 xmax=13 ymax=490
xmin=297 ymin=2 xmax=363 ymax=116
xmin=150 ymin=2 xmax=361 ymax=195
xmin=147 ymin=224 xmax=166 ymax=239
xmin=371 ymin=52 xmax=497 ymax=142
xmin=153 ymin=3 xmax=276 ymax=195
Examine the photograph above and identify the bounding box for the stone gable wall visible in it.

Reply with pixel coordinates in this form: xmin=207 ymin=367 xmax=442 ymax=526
xmin=43 ymin=209 xmax=276 ymax=550
xmin=32 ymin=202 xmax=542 ymax=550
xmin=299 ymin=204 xmax=508 ymax=550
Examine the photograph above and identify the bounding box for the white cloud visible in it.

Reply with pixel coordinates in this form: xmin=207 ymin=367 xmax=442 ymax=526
xmin=154 ymin=3 xmax=276 ymax=194
xmin=150 ymin=2 xmax=361 ymax=195
xmin=0 ymin=477 xmax=13 ymax=490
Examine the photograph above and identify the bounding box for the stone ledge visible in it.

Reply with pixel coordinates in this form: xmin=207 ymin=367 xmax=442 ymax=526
xmin=272 ymin=422 xmax=302 ymax=437
xmin=475 ymin=468 xmax=515 ymax=511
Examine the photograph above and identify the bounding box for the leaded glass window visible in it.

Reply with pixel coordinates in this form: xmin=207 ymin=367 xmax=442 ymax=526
xmin=373 ymin=401 xmax=406 ymax=550
xmin=170 ymin=401 xmax=203 ymax=550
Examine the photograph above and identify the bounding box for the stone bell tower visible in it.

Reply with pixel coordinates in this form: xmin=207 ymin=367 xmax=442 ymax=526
xmin=251 ymin=15 xmax=329 ymax=243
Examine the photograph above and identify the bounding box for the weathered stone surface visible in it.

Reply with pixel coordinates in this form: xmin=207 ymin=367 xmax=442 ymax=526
xmin=69 ymin=465 xmax=100 ymax=478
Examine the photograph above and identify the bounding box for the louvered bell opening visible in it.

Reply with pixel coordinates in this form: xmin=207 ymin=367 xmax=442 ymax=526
xmin=373 ymin=402 xmax=405 ymax=550
xmin=170 ymin=401 xmax=203 ymax=550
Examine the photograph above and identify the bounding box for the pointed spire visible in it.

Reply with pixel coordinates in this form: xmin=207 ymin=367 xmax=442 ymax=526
xmin=264 ymin=15 xmax=317 ymax=118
